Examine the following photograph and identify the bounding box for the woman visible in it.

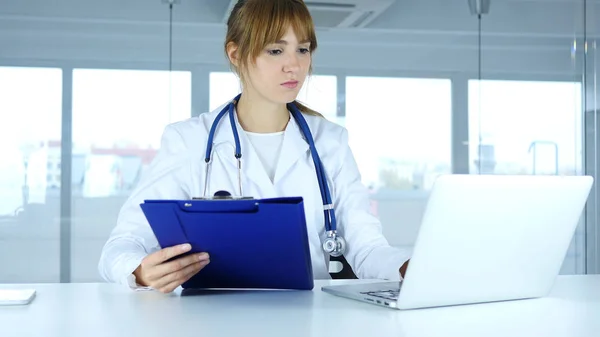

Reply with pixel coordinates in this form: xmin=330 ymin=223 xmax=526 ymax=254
xmin=98 ymin=0 xmax=410 ymax=293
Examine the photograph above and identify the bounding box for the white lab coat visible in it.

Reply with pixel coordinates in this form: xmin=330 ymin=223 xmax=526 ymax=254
xmin=98 ymin=102 xmax=410 ymax=288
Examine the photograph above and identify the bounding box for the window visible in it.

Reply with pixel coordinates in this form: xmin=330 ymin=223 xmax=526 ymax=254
xmin=468 ymin=80 xmax=583 ymax=176
xmin=71 ymin=69 xmax=192 ymax=281
xmin=209 ymin=72 xmax=339 ymax=122
xmin=296 ymin=75 xmax=338 ymax=122
xmin=0 ymin=66 xmax=62 ymax=283
xmin=468 ymin=79 xmax=585 ymax=274
xmin=345 ymin=77 xmax=452 ymax=191
xmin=209 ymin=72 xmax=241 ymax=111
xmin=345 ymin=76 xmax=452 ymax=249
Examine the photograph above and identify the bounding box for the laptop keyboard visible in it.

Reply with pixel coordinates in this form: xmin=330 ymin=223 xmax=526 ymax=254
xmin=360 ymin=289 xmax=400 ymax=300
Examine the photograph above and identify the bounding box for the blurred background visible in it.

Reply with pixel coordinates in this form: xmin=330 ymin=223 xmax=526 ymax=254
xmin=0 ymin=0 xmax=598 ymax=283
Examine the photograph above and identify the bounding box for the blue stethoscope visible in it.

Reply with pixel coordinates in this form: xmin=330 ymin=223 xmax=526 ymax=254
xmin=202 ymin=94 xmax=346 ymax=258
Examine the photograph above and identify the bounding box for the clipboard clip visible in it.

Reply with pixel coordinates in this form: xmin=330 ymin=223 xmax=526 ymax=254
xmin=192 ymin=190 xmax=254 ymax=201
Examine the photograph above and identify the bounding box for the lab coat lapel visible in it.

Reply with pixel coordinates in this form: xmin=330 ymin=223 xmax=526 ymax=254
xmin=273 ymin=113 xmax=310 ymax=184
xmin=211 ymin=108 xmax=276 ymax=197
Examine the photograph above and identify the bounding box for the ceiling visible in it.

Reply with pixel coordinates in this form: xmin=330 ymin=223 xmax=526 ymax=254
xmin=0 ymin=0 xmax=598 ymax=36
xmin=0 ymin=0 xmax=598 ymax=76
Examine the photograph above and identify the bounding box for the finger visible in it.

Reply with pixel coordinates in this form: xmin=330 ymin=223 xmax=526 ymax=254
xmin=142 ymin=245 xmax=195 ymax=282
xmin=152 ymin=258 xmax=208 ymax=290
xmin=158 ymin=261 xmax=208 ymax=293
xmin=145 ymin=252 xmax=208 ymax=284
xmin=159 ymin=280 xmax=182 ymax=294
xmin=147 ymin=244 xmax=192 ymax=267
xmin=155 ymin=252 xmax=209 ymax=278
xmin=156 ymin=260 xmax=209 ymax=292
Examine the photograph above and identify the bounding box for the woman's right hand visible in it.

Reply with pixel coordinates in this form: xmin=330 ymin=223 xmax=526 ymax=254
xmin=133 ymin=243 xmax=210 ymax=293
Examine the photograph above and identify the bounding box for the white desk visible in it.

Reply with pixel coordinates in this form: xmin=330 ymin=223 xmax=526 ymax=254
xmin=1 ymin=275 xmax=599 ymax=337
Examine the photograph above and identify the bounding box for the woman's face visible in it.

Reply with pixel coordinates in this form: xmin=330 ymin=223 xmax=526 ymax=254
xmin=239 ymin=26 xmax=312 ymax=105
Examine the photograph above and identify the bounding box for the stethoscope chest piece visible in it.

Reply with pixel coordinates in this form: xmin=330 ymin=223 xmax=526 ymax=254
xmin=322 ymin=231 xmax=346 ymax=257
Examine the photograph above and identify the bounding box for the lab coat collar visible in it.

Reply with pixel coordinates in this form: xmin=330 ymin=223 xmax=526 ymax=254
xmin=274 ymin=112 xmax=310 ymax=184
xmin=206 ymin=102 xmax=310 ymax=194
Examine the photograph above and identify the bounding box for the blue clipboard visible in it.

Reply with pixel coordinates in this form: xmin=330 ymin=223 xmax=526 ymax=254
xmin=139 ymin=197 xmax=314 ymax=290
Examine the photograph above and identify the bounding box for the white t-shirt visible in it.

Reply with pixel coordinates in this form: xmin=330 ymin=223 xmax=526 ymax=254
xmin=245 ymin=131 xmax=285 ymax=183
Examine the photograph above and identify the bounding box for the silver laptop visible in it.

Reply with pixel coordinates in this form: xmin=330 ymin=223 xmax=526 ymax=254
xmin=322 ymin=174 xmax=594 ymax=310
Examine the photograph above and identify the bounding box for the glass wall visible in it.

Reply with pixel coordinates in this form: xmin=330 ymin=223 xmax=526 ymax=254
xmin=469 ymin=78 xmax=586 ymax=274
xmin=209 ymin=72 xmax=340 ymax=122
xmin=584 ymin=2 xmax=599 ymax=274
xmin=344 ymin=77 xmax=452 ymax=247
xmin=70 ymin=69 xmax=191 ymax=281
xmin=0 ymin=67 xmax=62 ymax=282
xmin=0 ymin=0 xmax=597 ymax=283
xmin=471 ymin=0 xmax=590 ymax=274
